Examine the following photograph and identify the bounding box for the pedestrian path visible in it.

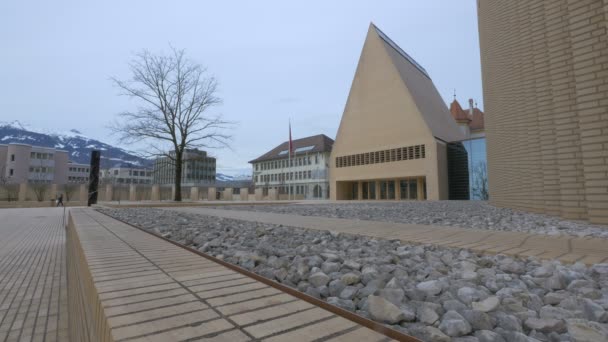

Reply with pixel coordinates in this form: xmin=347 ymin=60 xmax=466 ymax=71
xmin=70 ymin=209 xmax=407 ymax=341
xmin=0 ymin=208 xmax=69 ymax=342
xmin=167 ymin=207 xmax=608 ymax=265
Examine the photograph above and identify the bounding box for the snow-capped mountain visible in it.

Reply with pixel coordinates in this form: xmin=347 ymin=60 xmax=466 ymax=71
xmin=0 ymin=121 xmax=151 ymax=168
xmin=0 ymin=121 xmax=252 ymax=181
xmin=215 ymin=173 xmax=252 ymax=182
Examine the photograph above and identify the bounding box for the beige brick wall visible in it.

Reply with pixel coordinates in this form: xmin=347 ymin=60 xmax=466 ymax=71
xmin=67 ymin=214 xmax=114 ymax=342
xmin=479 ymin=0 xmax=608 ymax=224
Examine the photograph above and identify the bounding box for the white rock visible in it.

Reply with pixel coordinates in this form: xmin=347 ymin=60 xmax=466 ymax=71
xmin=524 ymin=317 xmax=566 ymax=333
xmin=566 ymin=319 xmax=608 ymax=342
xmin=321 ymin=262 xmax=340 ymax=274
xmin=367 ymin=295 xmax=406 ymax=324
xmin=591 ymin=264 xmax=608 ymax=275
xmin=377 ymin=288 xmax=404 ymax=306
xmin=417 ymin=280 xmax=442 ymax=296
xmin=457 ymin=287 xmax=481 ymax=304
xmin=472 ymin=296 xmax=500 ymax=313
xmin=438 ymin=310 xmax=472 ymax=337
xmin=461 ymin=270 xmax=479 ymax=281
xmin=582 ymin=298 xmax=608 ymax=323
xmin=320 ymin=252 xmax=340 ymax=262
xmin=420 ymin=326 xmax=450 ymax=342
xmin=475 ymin=330 xmax=506 ymax=342
xmin=339 ymin=286 xmax=358 ymax=300
xmin=417 ymin=305 xmax=439 ymax=324
xmin=308 ymin=272 xmax=330 ymax=287
xmin=343 ymin=260 xmax=361 ymax=270
xmin=340 ymin=272 xmax=360 ymax=285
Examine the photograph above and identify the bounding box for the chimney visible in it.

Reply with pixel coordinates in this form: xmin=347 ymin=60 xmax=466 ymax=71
xmin=468 ymin=98 xmax=474 ymax=116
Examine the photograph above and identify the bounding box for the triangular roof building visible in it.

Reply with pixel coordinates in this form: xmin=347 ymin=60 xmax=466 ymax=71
xmin=330 ymin=24 xmax=465 ymax=201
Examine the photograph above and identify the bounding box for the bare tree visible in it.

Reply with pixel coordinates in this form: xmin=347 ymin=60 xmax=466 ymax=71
xmin=111 ymin=47 xmax=231 ymax=201
xmin=30 ymin=183 xmax=47 ymax=202
xmin=27 ymin=160 xmax=52 ymax=202
xmin=471 ymin=161 xmax=489 ymax=200
xmin=63 ymin=183 xmax=78 ymax=202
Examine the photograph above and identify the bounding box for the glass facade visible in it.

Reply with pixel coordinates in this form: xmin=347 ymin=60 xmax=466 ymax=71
xmin=448 ymin=138 xmax=488 ymax=200
xmin=464 ymin=138 xmax=488 ymax=200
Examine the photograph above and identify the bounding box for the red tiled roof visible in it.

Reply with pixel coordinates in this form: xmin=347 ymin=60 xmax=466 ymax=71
xmin=449 ymin=99 xmax=485 ymax=131
xmin=450 ymin=99 xmax=471 ymax=122
xmin=470 ymin=107 xmax=485 ymax=131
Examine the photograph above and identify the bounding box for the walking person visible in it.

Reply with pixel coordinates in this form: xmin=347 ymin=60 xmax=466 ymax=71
xmin=56 ymin=193 xmax=64 ymax=207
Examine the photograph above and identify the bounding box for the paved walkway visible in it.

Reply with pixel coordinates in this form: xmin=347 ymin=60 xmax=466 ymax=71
xmin=167 ymin=207 xmax=608 ymax=265
xmin=0 ymin=208 xmax=69 ymax=342
xmin=72 ymin=209 xmax=400 ymax=341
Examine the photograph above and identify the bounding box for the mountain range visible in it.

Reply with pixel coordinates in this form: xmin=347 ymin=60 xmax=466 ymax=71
xmin=0 ymin=121 xmax=251 ymax=181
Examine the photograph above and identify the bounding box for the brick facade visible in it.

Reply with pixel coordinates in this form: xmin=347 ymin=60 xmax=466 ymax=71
xmin=478 ymin=0 xmax=608 ymax=224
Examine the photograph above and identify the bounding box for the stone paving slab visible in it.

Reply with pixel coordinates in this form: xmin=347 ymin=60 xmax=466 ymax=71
xmin=166 ymin=207 xmax=608 ymax=265
xmin=70 ymin=208 xmax=399 ymax=342
xmin=0 ymin=208 xmax=69 ymax=342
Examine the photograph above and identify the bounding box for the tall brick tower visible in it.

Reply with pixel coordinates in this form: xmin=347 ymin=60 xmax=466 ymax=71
xmin=478 ymin=0 xmax=608 ymax=224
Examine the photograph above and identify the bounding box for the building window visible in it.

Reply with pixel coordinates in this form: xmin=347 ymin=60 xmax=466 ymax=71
xmin=335 ymin=144 xmax=426 ymax=168
xmin=10 ymin=154 xmax=15 ymax=161
xmin=9 ymin=169 xmax=13 ymax=176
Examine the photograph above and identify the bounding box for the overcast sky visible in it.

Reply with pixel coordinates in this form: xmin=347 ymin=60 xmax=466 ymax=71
xmin=1 ymin=0 xmax=482 ymax=175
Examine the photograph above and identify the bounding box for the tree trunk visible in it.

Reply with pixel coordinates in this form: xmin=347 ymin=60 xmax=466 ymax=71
xmin=174 ymin=152 xmax=183 ymax=201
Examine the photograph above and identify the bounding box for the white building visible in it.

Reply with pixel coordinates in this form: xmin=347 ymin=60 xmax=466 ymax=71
xmin=249 ymin=134 xmax=333 ymax=199
xmin=153 ymin=149 xmax=216 ymax=186
xmin=67 ymin=163 xmax=91 ymax=183
xmin=101 ymin=165 xmax=153 ymax=184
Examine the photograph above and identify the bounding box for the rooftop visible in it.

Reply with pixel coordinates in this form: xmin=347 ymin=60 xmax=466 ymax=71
xmin=450 ymin=98 xmax=485 ymax=132
xmin=249 ymin=134 xmax=334 ymax=163
xmin=373 ymin=24 xmax=430 ymax=79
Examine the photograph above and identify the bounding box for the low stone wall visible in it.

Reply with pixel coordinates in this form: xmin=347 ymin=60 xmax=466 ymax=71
xmin=0 ymin=200 xmax=86 ymax=208
xmin=66 ymin=214 xmax=113 ymax=342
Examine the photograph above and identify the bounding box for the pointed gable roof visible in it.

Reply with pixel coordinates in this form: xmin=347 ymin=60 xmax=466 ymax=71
xmin=450 ymin=99 xmax=471 ymax=123
xmin=332 ymin=24 xmax=465 ymax=158
xmin=373 ymin=24 xmax=465 ymax=142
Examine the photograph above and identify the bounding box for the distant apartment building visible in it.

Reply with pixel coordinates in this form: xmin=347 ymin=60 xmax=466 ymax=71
xmin=250 ymin=134 xmax=333 ymax=199
xmin=153 ymin=149 xmax=216 ymax=185
xmin=67 ymin=163 xmax=91 ymax=183
xmin=100 ymin=165 xmax=153 ymax=184
xmin=0 ymin=143 xmax=90 ymax=184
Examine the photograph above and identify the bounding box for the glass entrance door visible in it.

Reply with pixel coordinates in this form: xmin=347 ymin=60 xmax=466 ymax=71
xmin=400 ymin=180 xmax=408 ymax=200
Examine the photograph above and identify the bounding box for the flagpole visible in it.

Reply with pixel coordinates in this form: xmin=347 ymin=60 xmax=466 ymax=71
xmin=288 ymin=119 xmax=291 ymax=201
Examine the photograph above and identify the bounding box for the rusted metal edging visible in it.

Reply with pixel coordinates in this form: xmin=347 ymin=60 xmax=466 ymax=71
xmin=97 ymin=209 xmax=421 ymax=342
xmin=101 ymin=201 xmax=299 ymax=209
